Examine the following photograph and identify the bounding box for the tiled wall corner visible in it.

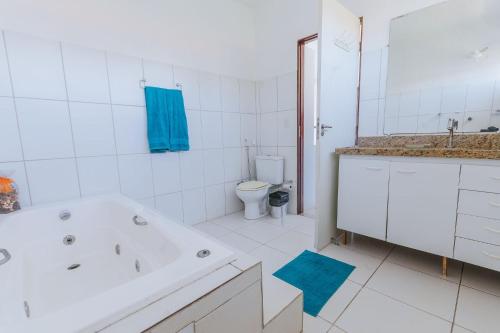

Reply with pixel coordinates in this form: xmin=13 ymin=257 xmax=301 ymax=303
xmin=257 ymin=72 xmax=298 ymax=214
xmin=0 ymin=30 xmax=258 ymax=225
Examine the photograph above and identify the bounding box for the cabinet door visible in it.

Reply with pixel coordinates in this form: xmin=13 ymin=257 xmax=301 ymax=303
xmin=387 ymin=162 xmax=459 ymax=257
xmin=338 ymin=157 xmax=390 ymax=240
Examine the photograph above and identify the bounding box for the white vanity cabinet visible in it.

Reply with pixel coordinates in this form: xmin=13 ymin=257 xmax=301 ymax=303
xmin=387 ymin=162 xmax=459 ymax=258
xmin=337 ymin=158 xmax=390 ymax=240
xmin=337 ymin=155 xmax=500 ymax=273
xmin=455 ymin=165 xmax=500 ymax=272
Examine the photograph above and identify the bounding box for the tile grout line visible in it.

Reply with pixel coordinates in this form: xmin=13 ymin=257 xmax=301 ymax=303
xmin=347 ymin=244 xmax=460 ymax=327
xmin=450 ymin=263 xmax=465 ymax=332
xmin=385 ymin=258 xmax=462 ymax=286
xmin=1 ymin=30 xmax=33 ymax=207
xmin=1 ymin=33 xmax=263 ymax=216
xmin=140 ymin=59 xmax=157 ymax=212
xmin=362 ymin=285 xmax=456 ymax=324
xmin=331 ymin=244 xmax=396 ymax=329
xmin=194 ymin=70 xmax=210 ymax=224
xmin=459 ymin=282 xmax=500 ymax=299
xmin=208 ymin=215 xmax=313 ymax=257
xmin=208 ymin=215 xmax=268 ymax=247
xmin=356 ymin=245 xmax=463 ymax=326
xmin=104 ymin=51 xmax=123 ymax=200
xmin=59 ymin=41 xmax=83 ymax=198
xmin=232 ymin=225 xmax=296 ymax=249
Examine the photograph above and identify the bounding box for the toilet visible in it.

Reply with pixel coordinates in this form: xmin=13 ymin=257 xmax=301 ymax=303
xmin=236 ymin=155 xmax=284 ymax=220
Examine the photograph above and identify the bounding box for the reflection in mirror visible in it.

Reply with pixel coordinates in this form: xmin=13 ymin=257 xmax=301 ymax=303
xmin=384 ymin=0 xmax=500 ymax=135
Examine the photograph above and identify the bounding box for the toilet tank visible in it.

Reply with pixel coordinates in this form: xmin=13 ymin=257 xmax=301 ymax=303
xmin=256 ymin=155 xmax=284 ymax=185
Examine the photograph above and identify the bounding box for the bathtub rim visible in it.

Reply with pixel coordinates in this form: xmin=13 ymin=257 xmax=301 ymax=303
xmin=0 ymin=194 xmax=237 ymax=333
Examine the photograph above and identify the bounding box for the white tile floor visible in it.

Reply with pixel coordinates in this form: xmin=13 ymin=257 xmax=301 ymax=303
xmin=194 ymin=212 xmax=500 ymax=333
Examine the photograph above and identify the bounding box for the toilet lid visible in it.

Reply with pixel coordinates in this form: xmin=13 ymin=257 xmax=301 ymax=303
xmin=237 ymin=181 xmax=269 ymax=191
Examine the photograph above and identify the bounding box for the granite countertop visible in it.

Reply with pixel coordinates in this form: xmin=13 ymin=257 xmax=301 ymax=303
xmin=335 ymin=146 xmax=500 ymax=160
xmin=336 ymin=134 xmax=500 ymax=160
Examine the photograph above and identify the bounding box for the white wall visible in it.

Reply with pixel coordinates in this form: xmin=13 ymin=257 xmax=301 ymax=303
xmin=0 ymin=30 xmax=257 ymax=224
xmin=0 ymin=0 xmax=256 ymax=79
xmin=337 ymin=0 xmax=448 ymax=136
xmin=1 ymin=0 xmax=323 ymax=219
xmin=254 ymin=0 xmax=321 ymax=79
xmin=254 ymin=0 xmax=321 ymax=214
xmin=257 ymin=72 xmax=298 ymax=213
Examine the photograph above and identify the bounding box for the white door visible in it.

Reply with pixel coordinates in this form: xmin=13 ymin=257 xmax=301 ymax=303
xmin=315 ymin=0 xmax=360 ymax=249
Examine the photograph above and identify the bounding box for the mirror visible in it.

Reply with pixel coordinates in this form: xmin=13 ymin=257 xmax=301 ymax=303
xmin=384 ymin=0 xmax=500 ymax=135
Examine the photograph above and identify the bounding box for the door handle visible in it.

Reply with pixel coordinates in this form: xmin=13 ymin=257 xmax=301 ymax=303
xmin=320 ymin=124 xmax=332 ymax=136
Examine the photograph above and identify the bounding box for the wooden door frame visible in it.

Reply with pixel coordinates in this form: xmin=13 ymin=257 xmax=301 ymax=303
xmin=355 ymin=17 xmax=364 ymax=146
xmin=297 ymin=33 xmax=318 ymax=215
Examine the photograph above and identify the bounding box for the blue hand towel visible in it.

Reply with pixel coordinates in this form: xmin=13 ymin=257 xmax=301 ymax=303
xmin=145 ymin=86 xmax=190 ymax=153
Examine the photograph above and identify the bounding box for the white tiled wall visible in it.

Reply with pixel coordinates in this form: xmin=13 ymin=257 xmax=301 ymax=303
xmin=0 ymin=30 xmax=257 ymax=224
xmin=257 ymin=72 xmax=298 ymax=214
xmin=358 ymin=48 xmax=387 ymax=136
xmin=359 ymin=47 xmax=500 ymax=135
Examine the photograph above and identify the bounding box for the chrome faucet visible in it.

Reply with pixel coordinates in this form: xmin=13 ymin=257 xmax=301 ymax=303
xmin=447 ymin=118 xmax=459 ymax=148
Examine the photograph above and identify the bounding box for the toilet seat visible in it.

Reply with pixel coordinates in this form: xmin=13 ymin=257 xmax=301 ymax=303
xmin=237 ymin=181 xmax=269 ymax=191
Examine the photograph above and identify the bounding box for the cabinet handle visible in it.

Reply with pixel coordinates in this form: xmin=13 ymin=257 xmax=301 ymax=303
xmin=484 ymin=227 xmax=500 ymax=234
xmin=396 ymin=170 xmax=417 ymax=174
xmin=489 ymin=176 xmax=500 ymax=181
xmin=482 ymin=251 xmax=500 ymax=260
xmin=365 ymin=167 xmax=383 ymax=171
xmin=488 ymin=201 xmax=500 ymax=208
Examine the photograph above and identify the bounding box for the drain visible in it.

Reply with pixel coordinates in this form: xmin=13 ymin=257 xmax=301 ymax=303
xmin=135 ymin=259 xmax=140 ymax=272
xmin=63 ymin=235 xmax=76 ymax=246
xmin=196 ymin=249 xmax=211 ymax=258
xmin=24 ymin=301 xmax=30 ymax=318
xmin=115 ymin=244 xmax=121 ymax=255
xmin=67 ymin=264 xmax=80 ymax=270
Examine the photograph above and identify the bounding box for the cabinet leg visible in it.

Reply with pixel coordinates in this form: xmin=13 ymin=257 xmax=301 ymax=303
xmin=442 ymin=257 xmax=448 ymax=277
xmin=342 ymin=231 xmax=348 ymax=245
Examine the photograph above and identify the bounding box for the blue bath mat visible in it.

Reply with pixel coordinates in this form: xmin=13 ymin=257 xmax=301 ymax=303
xmin=273 ymin=250 xmax=355 ymax=316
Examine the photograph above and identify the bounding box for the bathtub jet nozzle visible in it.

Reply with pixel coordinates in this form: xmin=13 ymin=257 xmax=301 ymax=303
xmin=63 ymin=235 xmax=76 ymax=246
xmin=197 ymin=249 xmax=211 ymax=258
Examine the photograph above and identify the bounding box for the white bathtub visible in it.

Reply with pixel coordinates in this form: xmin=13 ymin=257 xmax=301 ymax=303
xmin=0 ymin=195 xmax=235 ymax=333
